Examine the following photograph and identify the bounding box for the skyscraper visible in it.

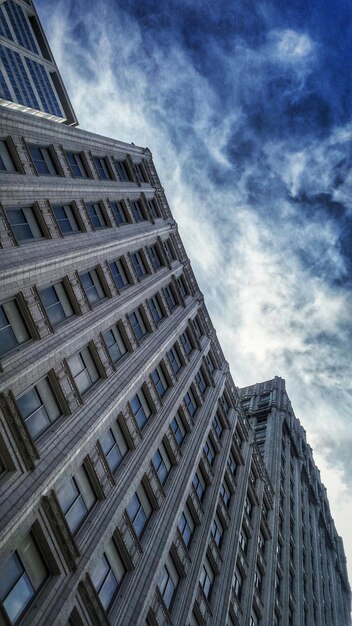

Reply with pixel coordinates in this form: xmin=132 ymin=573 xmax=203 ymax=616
xmin=0 ymin=3 xmax=350 ymax=626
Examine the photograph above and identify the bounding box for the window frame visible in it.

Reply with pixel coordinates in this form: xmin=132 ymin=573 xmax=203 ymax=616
xmin=65 ymin=151 xmax=90 ymax=178
xmin=130 ymin=388 xmax=152 ymax=430
xmin=86 ymin=201 xmax=110 ymax=230
xmin=128 ymin=307 xmax=149 ymax=341
xmin=15 ymin=373 xmax=64 ymax=442
xmin=27 ymin=144 xmax=60 ymax=176
xmin=79 ymin=267 xmax=108 ymax=307
xmin=0 ymin=296 xmax=33 ymax=358
xmin=109 ymin=258 xmax=131 ymax=291
xmin=66 ymin=344 xmax=102 ymax=398
xmin=38 ymin=279 xmax=76 ymax=328
xmin=110 ymin=200 xmax=129 ymax=226
xmin=5 ymin=204 xmax=48 ymax=245
xmin=52 ymin=202 xmax=83 ymax=236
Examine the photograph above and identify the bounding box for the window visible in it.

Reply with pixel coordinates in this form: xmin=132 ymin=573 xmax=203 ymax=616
xmin=130 ymin=201 xmax=146 ymax=222
xmin=213 ymin=414 xmax=223 ymax=439
xmin=178 ymin=505 xmax=195 ymax=547
xmin=184 ymin=389 xmax=197 ymax=418
xmin=148 ymin=295 xmax=164 ymax=324
xmin=6 ymin=206 xmax=44 ymax=243
xmin=0 ymin=299 xmax=31 ymax=357
xmin=220 ymin=482 xmax=231 ymax=509
xmin=180 ymin=330 xmax=192 ymax=355
xmin=109 ymin=259 xmax=130 ymax=290
xmin=195 ymin=370 xmax=207 ymax=395
xmin=115 ymin=160 xmax=131 ymax=182
xmin=163 ymin=285 xmax=176 ymax=310
xmin=151 ymin=366 xmax=169 ymax=399
xmin=28 ymin=145 xmax=58 ymax=175
xmin=152 ymin=443 xmax=171 ymax=485
xmin=80 ymin=268 xmax=106 ymax=306
xmin=93 ymin=156 xmax=111 ymax=180
xmin=227 ymin=452 xmax=237 ymax=477
xmin=86 ymin=202 xmax=108 ymax=229
xmin=127 ymin=484 xmax=152 ymax=538
xmin=39 ymin=281 xmax=74 ymax=327
xmin=67 ymin=346 xmax=100 ymax=395
xmin=128 ymin=308 xmax=148 ymax=341
xmin=103 ymin=323 xmax=127 ymax=364
xmin=193 ymin=317 xmax=202 ymax=339
xmin=211 ymin=514 xmax=224 ymax=548
xmin=239 ymin=529 xmax=248 ymax=554
xmin=233 ymin=567 xmax=243 ymax=599
xmin=100 ymin=421 xmax=128 ymax=474
xmin=91 ymin=539 xmax=126 ymax=612
xmin=66 ymin=152 xmax=88 ymax=178
xmin=171 ymin=413 xmax=186 ymax=447
xmin=221 ymin=395 xmax=230 ymax=415
xmin=254 ymin=568 xmax=262 ymax=594
xmin=203 ymin=440 xmax=215 ymax=466
xmin=130 ymin=389 xmax=151 ymax=429
xmin=57 ymin=465 xmax=96 ymax=534
xmin=147 ymin=199 xmax=160 ymax=219
xmin=110 ymin=201 xmax=128 ymax=225
xmin=53 ymin=204 xmax=81 ymax=236
xmin=134 ymin=162 xmax=148 ymax=183
xmin=158 ymin=556 xmax=180 ymax=610
xmin=0 ymin=139 xmax=17 ymax=172
xmin=193 ymin=470 xmax=206 ymax=502
xmin=199 ymin=558 xmax=215 ymax=600
xmin=16 ymin=376 xmax=62 ymax=441
xmin=148 ymin=245 xmax=162 ymax=270
xmin=177 ymin=275 xmax=188 ymax=298
xmin=206 ymin=354 xmax=215 ymax=375
xmin=167 ymin=346 xmax=182 ymax=375
xmin=0 ymin=531 xmax=48 ymax=624
xmin=131 ymin=251 xmax=148 ymax=279
xmin=244 ymin=497 xmax=253 ymax=519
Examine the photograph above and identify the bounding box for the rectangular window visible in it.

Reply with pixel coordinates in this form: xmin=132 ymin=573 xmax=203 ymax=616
xmin=203 ymin=440 xmax=215 ymax=466
xmin=115 ymin=160 xmax=132 ymax=182
xmin=66 ymin=152 xmax=88 ymax=178
xmin=171 ymin=413 xmax=186 ymax=447
xmin=193 ymin=470 xmax=206 ymax=502
xmin=211 ymin=514 xmax=224 ymax=548
xmin=148 ymin=295 xmax=164 ymax=324
xmin=0 ymin=531 xmax=48 ymax=624
xmin=130 ymin=201 xmax=146 ymax=222
xmin=158 ymin=556 xmax=180 ymax=610
xmin=192 ymin=317 xmax=202 ymax=339
xmin=109 ymin=258 xmax=130 ymax=290
xmin=16 ymin=376 xmax=62 ymax=441
xmin=28 ymin=145 xmax=58 ymax=175
xmin=131 ymin=251 xmax=148 ymax=279
xmin=93 ymin=156 xmax=111 ymax=180
xmin=39 ymin=281 xmax=74 ymax=327
xmin=178 ymin=505 xmax=195 ymax=547
xmin=67 ymin=346 xmax=100 ymax=396
xmin=6 ymin=206 xmax=44 ymax=244
xmin=130 ymin=389 xmax=151 ymax=429
xmin=80 ymin=268 xmax=106 ymax=306
xmin=53 ymin=204 xmax=81 ymax=236
xmin=91 ymin=539 xmax=126 ymax=612
xmin=163 ymin=285 xmax=176 ymax=311
xmin=233 ymin=566 xmax=243 ymax=599
xmin=148 ymin=245 xmax=162 ymax=270
xmin=0 ymin=299 xmax=31 ymax=357
xmin=180 ymin=330 xmax=192 ymax=355
xmin=151 ymin=365 xmax=169 ymax=399
xmin=184 ymin=389 xmax=197 ymax=418
xmin=206 ymin=354 xmax=215 ymax=375
xmin=227 ymin=452 xmax=237 ymax=477
xmin=213 ymin=414 xmax=223 ymax=439
xmin=127 ymin=484 xmax=152 ymax=538
xmin=134 ymin=162 xmax=148 ymax=183
xmin=0 ymin=139 xmax=17 ymax=173
xmin=110 ymin=201 xmax=128 ymax=225
xmin=86 ymin=202 xmax=108 ymax=230
xmin=195 ymin=370 xmax=207 ymax=395
xmin=220 ymin=482 xmax=231 ymax=509
xmin=128 ymin=308 xmax=148 ymax=341
xmin=147 ymin=199 xmax=160 ymax=219
xmin=152 ymin=443 xmax=171 ymax=485
xmin=57 ymin=465 xmax=96 ymax=534
xmin=177 ymin=276 xmax=188 ymax=298
xmin=244 ymin=496 xmax=253 ymax=519
xmin=167 ymin=346 xmax=182 ymax=375
xmin=103 ymin=323 xmax=127 ymax=364
xmin=239 ymin=529 xmax=248 ymax=554
xmin=100 ymin=421 xmax=128 ymax=474
xmin=199 ymin=558 xmax=215 ymax=600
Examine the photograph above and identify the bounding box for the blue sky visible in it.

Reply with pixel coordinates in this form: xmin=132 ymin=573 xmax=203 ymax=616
xmin=37 ymin=0 xmax=352 ymax=577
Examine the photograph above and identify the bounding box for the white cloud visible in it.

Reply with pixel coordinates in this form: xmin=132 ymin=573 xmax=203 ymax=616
xmin=271 ymin=29 xmax=314 ymax=60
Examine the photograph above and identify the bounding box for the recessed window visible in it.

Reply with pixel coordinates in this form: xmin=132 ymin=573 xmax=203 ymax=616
xmin=128 ymin=308 xmax=148 ymax=341
xmin=66 ymin=152 xmax=88 ymax=178
xmin=184 ymin=389 xmax=197 ymax=418
xmin=53 ymin=204 xmax=82 ymax=236
xmin=171 ymin=412 xmax=186 ymax=447
xmin=28 ymin=145 xmax=58 ymax=176
xmin=167 ymin=346 xmax=182 ymax=375
xmin=6 ymin=206 xmax=44 ymax=244
xmin=199 ymin=558 xmax=215 ymax=600
xmin=147 ymin=199 xmax=160 ymax=219
xmin=67 ymin=346 xmax=101 ymax=396
xmin=130 ymin=389 xmax=151 ymax=429
xmin=0 ymin=531 xmax=49 ymax=624
xmin=195 ymin=370 xmax=207 ymax=395
xmin=16 ymin=376 xmax=62 ymax=441
xmin=220 ymin=481 xmax=231 ymax=509
xmin=80 ymin=268 xmax=106 ymax=306
xmin=164 ymin=238 xmax=175 ymax=260
xmin=115 ymin=160 xmax=132 ymax=182
xmin=127 ymin=484 xmax=152 ymax=538
xmin=211 ymin=514 xmax=224 ymax=548
xmin=163 ymin=285 xmax=176 ymax=311
xmin=206 ymin=354 xmax=215 ymax=375
xmin=0 ymin=139 xmax=17 ymax=173
xmin=193 ymin=317 xmax=202 ymax=339
xmin=86 ymin=202 xmax=108 ymax=230
xmin=134 ymin=162 xmax=148 ymax=184
xmin=148 ymin=295 xmax=164 ymax=324
xmin=148 ymin=245 xmax=162 ymax=270
xmin=178 ymin=505 xmax=195 ymax=548
xmin=180 ymin=330 xmax=192 ymax=355
xmin=158 ymin=555 xmax=180 ymax=611
xmin=151 ymin=365 xmax=169 ymax=399
xmin=152 ymin=443 xmax=171 ymax=485
xmin=131 ymin=250 xmax=148 ymax=279
xmin=100 ymin=421 xmax=128 ymax=474
xmin=203 ymin=440 xmax=215 ymax=466
xmin=227 ymin=452 xmax=237 ymax=477
xmin=177 ymin=275 xmax=188 ymax=298
xmin=193 ymin=470 xmax=206 ymax=502
xmin=233 ymin=566 xmax=243 ymax=599
xmin=57 ymin=465 xmax=96 ymax=534
xmin=239 ymin=529 xmax=248 ymax=554
xmin=0 ymin=299 xmax=31 ymax=357
xmin=213 ymin=414 xmax=223 ymax=439
xmin=109 ymin=258 xmax=130 ymax=290
xmin=38 ymin=281 xmax=74 ymax=327
xmin=93 ymin=156 xmax=111 ymax=180
xmin=110 ymin=201 xmax=128 ymax=225
xmin=102 ymin=323 xmax=127 ymax=364
xmin=244 ymin=496 xmax=253 ymax=519
xmin=91 ymin=539 xmax=126 ymax=612
xmin=130 ymin=200 xmax=146 ymax=223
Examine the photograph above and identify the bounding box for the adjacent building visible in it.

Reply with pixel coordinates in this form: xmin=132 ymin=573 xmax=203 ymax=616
xmin=0 ymin=2 xmax=350 ymax=626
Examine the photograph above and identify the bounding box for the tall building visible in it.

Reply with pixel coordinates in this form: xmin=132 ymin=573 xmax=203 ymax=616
xmin=0 ymin=3 xmax=350 ymax=626
xmin=0 ymin=0 xmax=77 ymax=125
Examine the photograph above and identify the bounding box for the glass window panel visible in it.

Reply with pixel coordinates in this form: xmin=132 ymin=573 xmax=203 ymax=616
xmin=0 ymin=553 xmax=22 ymax=599
xmin=16 ymin=387 xmax=41 ymax=417
xmin=19 ymin=534 xmax=47 ymax=591
xmin=65 ymin=497 xmax=87 ymax=534
xmin=99 ymin=570 xmax=118 ymax=610
xmin=0 ymin=140 xmax=16 ymax=172
xmin=91 ymin=555 xmax=109 ymax=591
xmin=3 ymin=574 xmax=33 ymax=623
